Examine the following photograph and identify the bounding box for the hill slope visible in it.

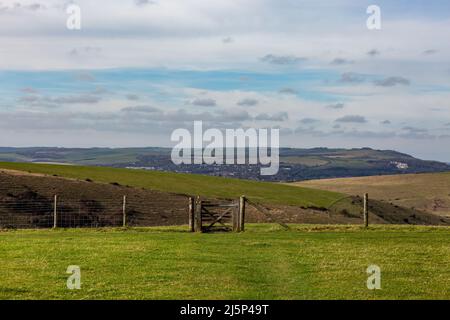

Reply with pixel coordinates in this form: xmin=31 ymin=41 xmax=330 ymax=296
xmin=1 ymin=164 xmax=448 ymax=227
xmin=0 ymin=147 xmax=448 ymax=181
xmin=293 ymin=172 xmax=450 ymax=217
xmin=0 ymin=162 xmax=342 ymax=208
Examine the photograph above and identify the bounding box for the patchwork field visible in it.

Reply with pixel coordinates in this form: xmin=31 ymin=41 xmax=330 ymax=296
xmin=294 ymin=172 xmax=450 ymax=217
xmin=1 ymin=225 xmax=449 ymax=300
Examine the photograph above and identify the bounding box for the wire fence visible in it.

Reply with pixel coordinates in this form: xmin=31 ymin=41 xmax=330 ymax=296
xmin=1 ymin=176 xmax=448 ymax=229
xmin=0 ymin=188 xmax=190 ymax=229
xmin=0 ymin=188 xmax=369 ymax=230
xmin=0 ymin=197 xmax=123 ymax=229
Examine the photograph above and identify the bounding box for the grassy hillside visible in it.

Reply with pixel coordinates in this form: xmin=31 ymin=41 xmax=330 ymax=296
xmin=0 ymin=147 xmax=164 ymax=165
xmin=0 ymin=162 xmax=342 ymax=208
xmin=1 ymin=147 xmax=449 ymax=182
xmin=1 ymin=225 xmax=449 ymax=300
xmin=294 ymin=172 xmax=450 ymax=216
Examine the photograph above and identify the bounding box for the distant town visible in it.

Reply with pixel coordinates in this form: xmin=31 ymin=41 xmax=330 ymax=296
xmin=1 ymin=147 xmax=448 ymax=182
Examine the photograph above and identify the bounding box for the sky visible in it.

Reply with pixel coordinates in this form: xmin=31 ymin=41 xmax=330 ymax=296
xmin=0 ymin=0 xmax=449 ymax=161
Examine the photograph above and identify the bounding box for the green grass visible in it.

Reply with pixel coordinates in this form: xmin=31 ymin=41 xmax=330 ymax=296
xmin=281 ymin=156 xmax=330 ymax=167
xmin=0 ymin=162 xmax=342 ymax=207
xmin=1 ymin=224 xmax=449 ymax=300
xmin=0 ymin=153 xmax=30 ymax=162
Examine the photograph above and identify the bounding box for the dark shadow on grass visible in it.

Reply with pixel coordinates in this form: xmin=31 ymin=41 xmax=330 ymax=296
xmin=0 ymin=287 xmax=30 ymax=294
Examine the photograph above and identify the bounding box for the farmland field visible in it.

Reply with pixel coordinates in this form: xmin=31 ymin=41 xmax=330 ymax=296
xmin=1 ymin=225 xmax=449 ymax=300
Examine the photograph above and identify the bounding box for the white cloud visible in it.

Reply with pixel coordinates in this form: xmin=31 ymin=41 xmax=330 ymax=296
xmin=1 ymin=0 xmax=449 ymax=160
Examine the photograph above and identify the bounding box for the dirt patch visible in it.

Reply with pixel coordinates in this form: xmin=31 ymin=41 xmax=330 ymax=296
xmin=0 ymin=169 xmax=49 ymax=178
xmin=0 ymin=171 xmax=189 ymax=228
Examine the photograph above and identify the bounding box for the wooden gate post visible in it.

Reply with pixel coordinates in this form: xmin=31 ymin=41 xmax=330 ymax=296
xmin=188 ymin=197 xmax=195 ymax=232
xmin=238 ymin=196 xmax=246 ymax=232
xmin=194 ymin=196 xmax=202 ymax=232
xmin=53 ymin=194 xmax=58 ymax=228
xmin=232 ymin=200 xmax=238 ymax=232
xmin=363 ymin=193 xmax=369 ymax=228
xmin=122 ymin=195 xmax=127 ymax=227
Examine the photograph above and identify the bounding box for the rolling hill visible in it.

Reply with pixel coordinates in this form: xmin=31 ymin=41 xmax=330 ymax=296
xmin=293 ymin=172 xmax=450 ymax=217
xmin=1 ymin=162 xmax=448 ymax=227
xmin=0 ymin=162 xmax=342 ymax=208
xmin=0 ymin=147 xmax=448 ymax=182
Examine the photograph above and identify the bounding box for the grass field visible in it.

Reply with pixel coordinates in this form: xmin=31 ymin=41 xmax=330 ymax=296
xmin=294 ymin=172 xmax=450 ymax=216
xmin=0 ymin=162 xmax=343 ymax=208
xmin=1 ymin=225 xmax=449 ymax=300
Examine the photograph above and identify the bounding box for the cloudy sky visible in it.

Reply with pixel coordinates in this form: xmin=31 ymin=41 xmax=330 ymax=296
xmin=0 ymin=0 xmax=450 ymax=161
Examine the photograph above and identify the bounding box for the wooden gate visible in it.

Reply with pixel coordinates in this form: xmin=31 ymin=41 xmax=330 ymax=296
xmin=189 ymin=196 xmax=246 ymax=233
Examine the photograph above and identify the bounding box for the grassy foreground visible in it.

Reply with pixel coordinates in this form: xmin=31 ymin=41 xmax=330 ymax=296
xmin=0 ymin=162 xmax=342 ymax=207
xmin=1 ymin=225 xmax=449 ymax=300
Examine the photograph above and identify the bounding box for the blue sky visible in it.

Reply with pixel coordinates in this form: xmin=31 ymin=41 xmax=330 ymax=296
xmin=0 ymin=68 xmax=344 ymax=102
xmin=0 ymin=0 xmax=449 ymax=161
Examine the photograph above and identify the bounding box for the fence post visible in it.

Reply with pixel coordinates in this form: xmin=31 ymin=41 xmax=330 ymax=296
xmin=194 ymin=196 xmax=202 ymax=232
xmin=188 ymin=197 xmax=195 ymax=232
xmin=363 ymin=193 xmax=369 ymax=228
xmin=232 ymin=200 xmax=238 ymax=232
xmin=238 ymin=196 xmax=246 ymax=232
xmin=53 ymin=194 xmax=57 ymax=228
xmin=122 ymin=195 xmax=127 ymax=227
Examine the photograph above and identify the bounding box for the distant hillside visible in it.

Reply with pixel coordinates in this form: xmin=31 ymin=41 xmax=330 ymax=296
xmin=294 ymin=172 xmax=450 ymax=218
xmin=0 ymin=147 xmax=449 ymax=181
